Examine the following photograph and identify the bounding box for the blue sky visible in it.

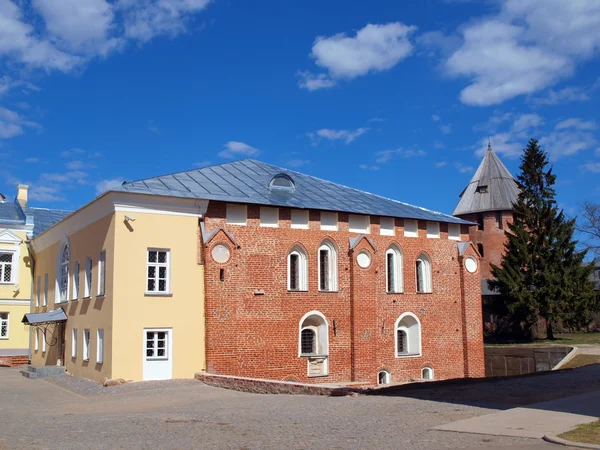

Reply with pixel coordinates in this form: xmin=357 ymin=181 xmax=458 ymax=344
xmin=1 ymin=0 xmax=599 ymax=220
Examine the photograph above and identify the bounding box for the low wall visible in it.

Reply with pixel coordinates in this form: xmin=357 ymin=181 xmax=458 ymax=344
xmin=484 ymin=346 xmax=572 ymax=377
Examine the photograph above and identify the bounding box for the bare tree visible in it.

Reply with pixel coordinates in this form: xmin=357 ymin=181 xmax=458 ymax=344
xmin=578 ymin=200 xmax=600 ymax=258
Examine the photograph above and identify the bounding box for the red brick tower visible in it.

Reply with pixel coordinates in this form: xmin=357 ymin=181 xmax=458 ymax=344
xmin=453 ymin=143 xmax=519 ymax=287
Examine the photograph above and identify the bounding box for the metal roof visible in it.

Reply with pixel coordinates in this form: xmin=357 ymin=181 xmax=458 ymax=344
xmin=116 ymin=159 xmax=471 ymax=225
xmin=0 ymin=202 xmax=25 ymax=224
xmin=0 ymin=199 xmax=71 ymax=236
xmin=453 ymin=143 xmax=519 ymax=216
xmin=24 ymin=207 xmax=72 ymax=236
xmin=22 ymin=308 xmax=67 ymax=324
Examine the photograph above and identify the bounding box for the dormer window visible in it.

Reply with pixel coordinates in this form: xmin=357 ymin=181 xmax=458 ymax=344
xmin=269 ymin=173 xmax=295 ymax=190
xmin=476 ymin=185 xmax=488 ymax=193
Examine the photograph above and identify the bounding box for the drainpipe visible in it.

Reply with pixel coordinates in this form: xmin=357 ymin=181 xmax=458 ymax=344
xmin=25 ymin=240 xmax=35 ymax=363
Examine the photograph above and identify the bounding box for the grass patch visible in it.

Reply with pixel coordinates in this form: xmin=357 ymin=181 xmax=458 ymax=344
xmin=560 ymin=354 xmax=600 ymax=370
xmin=486 ymin=332 xmax=600 ymax=346
xmin=559 ymin=420 xmax=600 ymax=445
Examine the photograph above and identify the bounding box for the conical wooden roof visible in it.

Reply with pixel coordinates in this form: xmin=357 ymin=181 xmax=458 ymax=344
xmin=453 ymin=143 xmax=519 ymax=216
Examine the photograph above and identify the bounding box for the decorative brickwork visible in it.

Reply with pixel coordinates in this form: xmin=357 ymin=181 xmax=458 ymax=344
xmin=203 ymin=201 xmax=484 ymax=385
xmin=0 ymin=355 xmax=29 ymax=367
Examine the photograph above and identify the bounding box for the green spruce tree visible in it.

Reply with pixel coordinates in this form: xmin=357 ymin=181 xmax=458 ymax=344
xmin=490 ymin=138 xmax=596 ymax=340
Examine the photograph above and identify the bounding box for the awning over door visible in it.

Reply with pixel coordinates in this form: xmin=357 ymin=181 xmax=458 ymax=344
xmin=22 ymin=308 xmax=67 ymax=325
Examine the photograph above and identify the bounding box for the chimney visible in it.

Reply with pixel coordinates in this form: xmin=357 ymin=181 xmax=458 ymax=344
xmin=16 ymin=184 xmax=29 ymax=206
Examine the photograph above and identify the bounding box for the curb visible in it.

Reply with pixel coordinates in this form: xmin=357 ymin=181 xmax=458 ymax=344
xmin=552 ymin=346 xmax=580 ymax=370
xmin=543 ymin=435 xmax=600 ymax=449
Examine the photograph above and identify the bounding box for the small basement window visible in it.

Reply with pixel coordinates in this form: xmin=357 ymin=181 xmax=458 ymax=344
xmin=422 ymin=367 xmax=434 ymax=380
xmin=378 ymin=370 xmax=391 ymax=385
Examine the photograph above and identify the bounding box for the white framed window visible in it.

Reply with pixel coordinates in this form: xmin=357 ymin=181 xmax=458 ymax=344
xmin=84 ymin=258 xmax=92 ymax=298
xmin=35 ymin=328 xmax=39 ymax=351
xmin=98 ymin=251 xmax=106 ymax=296
xmin=318 ymin=240 xmax=337 ymax=292
xmin=260 ymin=207 xmax=279 ymax=227
xmin=320 ymin=212 xmax=338 ymax=231
xmin=448 ymin=223 xmax=461 ymax=241
xmin=422 ymin=366 xmax=434 ymax=380
xmin=43 ymin=274 xmax=48 ymax=306
xmin=72 ymin=262 xmax=80 ymax=300
xmin=145 ymin=330 xmax=169 ymax=360
xmin=404 ymin=219 xmax=418 ymax=237
xmin=291 ymin=209 xmax=309 ymax=229
xmin=349 ymin=214 xmax=370 ymax=234
xmin=57 ymin=243 xmax=70 ymax=303
xmin=83 ymin=329 xmax=90 ymax=361
xmin=42 ymin=330 xmax=46 ymax=353
xmin=71 ymin=328 xmax=77 ymax=358
xmin=288 ymin=246 xmax=308 ymax=291
xmin=380 ymin=217 xmax=395 ymax=236
xmin=0 ymin=312 xmax=8 ymax=339
xmin=147 ymin=249 xmax=170 ymax=293
xmin=97 ymin=329 xmax=104 ymax=364
xmin=298 ymin=311 xmax=329 ymax=377
xmin=36 ymin=276 xmax=40 ymax=307
xmin=395 ymin=312 xmax=422 ymax=357
xmin=416 ymin=253 xmax=432 ymax=293
xmin=226 ymin=204 xmax=247 ymax=225
xmin=386 ymin=244 xmax=403 ymax=293
xmin=378 ymin=370 xmax=391 ymax=385
xmin=426 ymin=221 xmax=440 ymax=239
xmin=0 ymin=252 xmax=14 ymax=283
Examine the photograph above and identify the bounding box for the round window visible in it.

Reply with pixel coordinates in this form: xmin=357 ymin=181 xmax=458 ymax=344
xmin=356 ymin=251 xmax=371 ymax=269
xmin=211 ymin=244 xmax=231 ymax=263
xmin=465 ymin=256 xmax=478 ymax=273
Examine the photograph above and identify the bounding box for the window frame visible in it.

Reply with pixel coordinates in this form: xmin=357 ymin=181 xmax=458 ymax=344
xmin=259 ymin=207 xmax=279 ymax=228
xmin=288 ymin=246 xmax=308 ymax=292
xmin=348 ymin=214 xmax=370 ymax=234
xmin=71 ymin=328 xmax=77 ymax=358
xmin=145 ymin=329 xmax=170 ymax=361
xmin=98 ymin=251 xmax=106 ymax=296
xmin=97 ymin=329 xmax=104 ymax=364
xmin=72 ymin=262 xmax=79 ymax=301
xmin=386 ymin=244 xmax=404 ymax=294
xmin=146 ymin=249 xmax=171 ymax=295
xmin=43 ymin=273 xmax=48 ymax=306
xmin=0 ymin=251 xmax=15 ymax=284
xmin=448 ymin=223 xmax=461 ymax=241
xmin=83 ymin=329 xmax=90 ymax=361
xmin=84 ymin=258 xmax=92 ymax=299
xmin=416 ymin=253 xmax=433 ymax=294
xmin=0 ymin=312 xmax=9 ymax=339
xmin=56 ymin=242 xmax=70 ymax=303
xmin=426 ymin=221 xmax=440 ymax=239
xmin=290 ymin=209 xmax=309 ymax=230
xmin=404 ymin=219 xmax=418 ymax=238
xmin=318 ymin=240 xmax=338 ymax=292
xmin=36 ymin=275 xmax=41 ymax=307
xmin=35 ymin=328 xmax=39 ymax=351
xmin=394 ymin=312 xmax=422 ymax=358
xmin=298 ymin=310 xmax=329 ymax=358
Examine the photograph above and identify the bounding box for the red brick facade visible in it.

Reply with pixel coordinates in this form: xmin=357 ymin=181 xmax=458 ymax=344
xmin=202 ymin=201 xmax=485 ymax=385
xmin=459 ymin=211 xmax=514 ymax=279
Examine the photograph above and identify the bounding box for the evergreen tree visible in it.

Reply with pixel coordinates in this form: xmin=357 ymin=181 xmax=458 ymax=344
xmin=490 ymin=138 xmax=596 ymax=340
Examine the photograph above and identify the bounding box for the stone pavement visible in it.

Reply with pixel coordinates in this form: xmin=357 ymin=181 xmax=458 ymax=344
xmin=434 ymin=390 xmax=600 ymax=439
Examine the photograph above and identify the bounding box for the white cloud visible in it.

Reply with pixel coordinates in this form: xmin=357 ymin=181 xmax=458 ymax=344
xmin=218 ymin=141 xmax=260 ymax=159
xmin=60 ymin=148 xmax=86 ymax=158
xmin=299 ymin=22 xmax=416 ymax=90
xmin=555 ymin=118 xmax=597 ymax=131
xmin=0 ymin=106 xmax=41 ymax=139
xmin=375 ymin=148 xmax=425 ymax=164
xmin=24 ymin=157 xmax=39 ymax=163
xmin=440 ymin=124 xmax=452 ymax=134
xmin=417 ymin=30 xmax=462 ymax=57
xmin=296 ymin=71 xmax=336 ymax=91
xmin=308 ymin=127 xmax=369 ymax=145
xmin=445 ymin=0 xmax=600 ymax=105
xmin=0 ymin=76 xmax=39 ymax=97
xmin=66 ymin=160 xmax=96 ymax=170
xmin=512 ymin=113 xmax=544 ymax=133
xmin=435 ymin=161 xmax=448 ymax=168
xmin=192 ymin=160 xmax=211 ymax=168
xmin=368 ymin=117 xmax=385 ymax=123
xmin=28 ymin=185 xmax=65 ymax=202
xmin=581 ymin=162 xmax=600 ymax=173
xmin=431 ymin=114 xmax=441 ymax=122
xmin=541 ymin=127 xmax=597 ymax=159
xmin=96 ymin=177 xmax=124 ymax=195
xmin=531 ymin=86 xmax=591 ymax=105
xmin=286 ymin=159 xmax=310 ymax=168
xmin=359 ymin=164 xmax=379 ymax=171
xmin=455 ymin=162 xmax=474 ymax=173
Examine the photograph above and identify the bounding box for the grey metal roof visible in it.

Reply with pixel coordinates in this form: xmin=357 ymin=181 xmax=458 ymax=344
xmin=24 ymin=207 xmax=72 ymax=236
xmin=453 ymin=144 xmax=519 ymax=216
xmin=0 ymin=199 xmax=71 ymax=236
xmin=0 ymin=202 xmax=25 ymax=224
xmin=22 ymin=308 xmax=67 ymax=324
xmin=117 ymin=159 xmax=471 ymax=225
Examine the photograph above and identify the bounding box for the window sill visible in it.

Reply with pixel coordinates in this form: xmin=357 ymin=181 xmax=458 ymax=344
xmin=396 ymin=353 xmax=422 ymax=358
xmin=0 ymin=337 xmax=8 ymax=340
xmin=96 ymin=294 xmax=105 ymax=299
xmin=317 ymin=290 xmax=339 ymax=294
xmin=82 ymin=296 xmax=92 ymax=300
xmin=416 ymin=291 xmax=433 ymax=295
xmin=386 ymin=291 xmax=404 ymax=295
xmin=299 ymin=354 xmax=328 ymax=358
xmin=308 ymin=373 xmax=330 ymax=378
xmin=144 ymin=292 xmax=173 ymax=297
xmin=287 ymin=289 xmax=308 ymax=293
xmin=55 ymin=300 xmax=68 ymax=305
xmin=0 ymin=282 xmax=16 ymax=286
xmin=71 ymin=298 xmax=78 ymax=302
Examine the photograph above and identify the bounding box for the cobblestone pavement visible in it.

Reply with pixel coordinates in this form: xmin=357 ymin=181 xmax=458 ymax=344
xmin=0 ymin=367 xmax=581 ymax=450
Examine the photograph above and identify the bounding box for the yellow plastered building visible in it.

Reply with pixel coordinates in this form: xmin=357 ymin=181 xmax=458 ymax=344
xmin=28 ymin=191 xmax=206 ymax=382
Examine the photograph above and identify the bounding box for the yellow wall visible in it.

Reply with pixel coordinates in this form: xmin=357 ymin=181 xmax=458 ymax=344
xmin=31 ymin=213 xmax=115 ymax=383
xmin=112 ymin=210 xmax=205 ymax=381
xmin=0 ymin=229 xmax=32 ymax=354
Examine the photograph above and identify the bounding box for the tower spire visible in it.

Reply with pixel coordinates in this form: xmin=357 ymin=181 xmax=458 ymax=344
xmin=487 ymin=139 xmax=492 ymax=152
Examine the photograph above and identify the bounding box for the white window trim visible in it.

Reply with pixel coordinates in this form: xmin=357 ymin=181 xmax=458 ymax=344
xmin=43 ymin=274 xmax=48 ymax=307
xmin=318 ymin=240 xmax=338 ymax=292
xmin=416 ymin=254 xmax=433 ymax=294
xmin=422 ymin=366 xmax=434 ymax=380
xmin=72 ymin=262 xmax=79 ymax=301
xmin=226 ymin=203 xmax=247 ymax=226
xmin=259 ymin=207 xmax=279 ymax=228
xmin=320 ymin=212 xmax=338 ymax=231
xmin=290 ymin=209 xmax=309 ymax=230
xmin=0 ymin=312 xmax=9 ymax=339
xmin=71 ymin=328 xmax=77 ymax=358
xmin=426 ymin=221 xmax=440 ymax=239
xmin=349 ymin=214 xmax=370 ymax=234
xmin=380 ymin=217 xmax=395 ymax=236
xmin=146 ymin=249 xmax=171 ymax=294
xmin=42 ymin=330 xmax=46 ymax=353
xmin=386 ymin=245 xmax=404 ymax=294
xmin=448 ymin=223 xmax=461 ymax=241
xmin=298 ymin=311 xmax=329 ymax=356
xmin=144 ymin=328 xmax=171 ymax=361
xmin=84 ymin=258 xmax=92 ymax=298
xmin=378 ymin=370 xmax=391 ymax=385
xmin=83 ymin=329 xmax=90 ymax=361
xmin=36 ymin=276 xmax=41 ymax=307
xmin=288 ymin=246 xmax=308 ymax=291
xmin=394 ymin=312 xmax=422 ymax=358
xmin=98 ymin=251 xmax=106 ymax=296
xmin=97 ymin=329 xmax=104 ymax=364
xmin=0 ymin=248 xmax=17 ymax=285
xmin=404 ymin=219 xmax=418 ymax=238
xmin=55 ymin=237 xmax=70 ymax=304
xmin=34 ymin=328 xmax=39 ymax=351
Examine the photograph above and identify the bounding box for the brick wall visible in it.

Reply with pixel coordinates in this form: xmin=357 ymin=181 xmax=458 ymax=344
xmin=459 ymin=211 xmax=513 ymax=279
xmin=203 ymin=201 xmax=484 ymax=385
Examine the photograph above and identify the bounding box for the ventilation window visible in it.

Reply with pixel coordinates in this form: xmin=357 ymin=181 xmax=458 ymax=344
xmin=378 ymin=370 xmax=391 ymax=385
xmin=476 ymin=185 xmax=488 ymax=193
xmin=496 ymin=212 xmax=503 ymax=229
xmin=422 ymin=367 xmax=434 ymax=380
xmin=269 ymin=173 xmax=295 ymax=190
xmin=477 ymin=213 xmax=484 ymax=231
xmin=219 ymin=268 xmax=225 ymax=282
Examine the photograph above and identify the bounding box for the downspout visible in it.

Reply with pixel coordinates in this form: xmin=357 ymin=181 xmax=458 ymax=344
xmin=348 ymin=247 xmax=356 ymax=382
xmin=458 ymin=253 xmax=470 ymax=377
xmin=25 ymin=240 xmax=36 ymax=363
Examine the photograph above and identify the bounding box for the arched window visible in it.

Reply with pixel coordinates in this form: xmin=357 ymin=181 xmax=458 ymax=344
xmin=422 ymin=367 xmax=434 ymax=380
xmin=58 ymin=242 xmax=70 ymax=302
xmin=298 ymin=311 xmax=329 ymax=356
xmin=288 ymin=246 xmax=308 ymax=291
xmin=395 ymin=313 xmax=422 ymax=357
xmin=378 ymin=370 xmax=391 ymax=385
xmin=416 ymin=253 xmax=432 ymax=293
xmin=386 ymin=244 xmax=403 ymax=293
xmin=269 ymin=173 xmax=295 ymax=190
xmin=318 ymin=240 xmax=337 ymax=292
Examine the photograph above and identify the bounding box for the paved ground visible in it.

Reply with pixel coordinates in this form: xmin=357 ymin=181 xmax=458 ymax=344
xmin=0 ymin=367 xmax=563 ymax=450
